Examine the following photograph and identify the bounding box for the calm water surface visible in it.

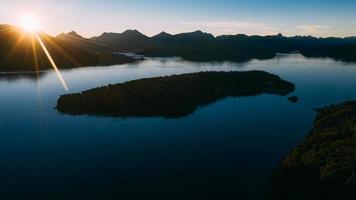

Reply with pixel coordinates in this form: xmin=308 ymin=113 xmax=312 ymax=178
xmin=1 ymin=54 xmax=356 ymax=199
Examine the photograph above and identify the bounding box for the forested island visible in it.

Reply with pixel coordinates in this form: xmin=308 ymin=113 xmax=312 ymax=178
xmin=267 ymin=101 xmax=356 ymax=200
xmin=56 ymin=71 xmax=295 ymax=117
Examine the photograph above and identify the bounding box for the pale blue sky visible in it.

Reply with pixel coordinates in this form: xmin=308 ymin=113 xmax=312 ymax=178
xmin=0 ymin=0 xmax=356 ymax=37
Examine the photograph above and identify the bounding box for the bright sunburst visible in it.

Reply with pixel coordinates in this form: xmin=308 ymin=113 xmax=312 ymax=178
xmin=19 ymin=15 xmax=41 ymax=33
xmin=16 ymin=14 xmax=69 ymax=90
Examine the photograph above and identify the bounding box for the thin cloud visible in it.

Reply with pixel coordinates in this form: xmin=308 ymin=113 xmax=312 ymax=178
xmin=181 ymin=21 xmax=281 ymax=35
xmin=296 ymin=25 xmax=331 ymax=36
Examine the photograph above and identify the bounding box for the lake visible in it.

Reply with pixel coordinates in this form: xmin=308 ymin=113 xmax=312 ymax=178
xmin=1 ymin=54 xmax=356 ymax=199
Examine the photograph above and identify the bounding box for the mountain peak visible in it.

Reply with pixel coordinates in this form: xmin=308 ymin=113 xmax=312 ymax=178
xmin=192 ymin=30 xmax=213 ymax=36
xmin=276 ymin=33 xmax=284 ymax=38
xmin=175 ymin=30 xmax=214 ymax=39
xmin=122 ymin=29 xmax=145 ymax=36
xmin=158 ymin=31 xmax=171 ymax=36
xmin=67 ymin=31 xmax=84 ymax=38
xmin=153 ymin=31 xmax=172 ymax=39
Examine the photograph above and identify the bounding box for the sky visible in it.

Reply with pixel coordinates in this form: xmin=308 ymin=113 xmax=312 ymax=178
xmin=0 ymin=0 xmax=356 ymax=38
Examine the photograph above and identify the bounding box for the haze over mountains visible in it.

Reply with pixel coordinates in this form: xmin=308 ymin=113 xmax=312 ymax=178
xmin=1 ymin=23 xmax=356 ymax=72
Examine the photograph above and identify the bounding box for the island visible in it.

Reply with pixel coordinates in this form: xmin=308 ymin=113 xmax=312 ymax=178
xmin=267 ymin=101 xmax=356 ymax=200
xmin=56 ymin=71 xmax=295 ymax=118
xmin=288 ymin=96 xmax=298 ymax=103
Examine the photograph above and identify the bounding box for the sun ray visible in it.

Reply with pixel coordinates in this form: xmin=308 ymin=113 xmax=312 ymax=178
xmin=35 ymin=33 xmax=69 ymax=91
xmin=30 ymin=35 xmax=40 ymax=77
xmin=40 ymin=34 xmax=103 ymax=84
xmin=4 ymin=32 xmax=26 ymax=60
xmin=6 ymin=15 xmax=70 ymax=90
xmin=40 ymin=34 xmax=83 ymax=67
xmin=19 ymin=15 xmax=40 ymax=33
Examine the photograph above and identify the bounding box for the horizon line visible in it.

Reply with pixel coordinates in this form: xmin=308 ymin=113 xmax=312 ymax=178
xmin=2 ymin=23 xmax=356 ymax=39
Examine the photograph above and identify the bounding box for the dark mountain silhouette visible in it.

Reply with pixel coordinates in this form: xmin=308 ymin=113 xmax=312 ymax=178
xmin=144 ymin=31 xmax=276 ymax=61
xmin=56 ymin=31 xmax=118 ymax=54
xmin=89 ymin=30 xmax=356 ymax=62
xmin=56 ymin=31 xmax=138 ymax=65
xmin=300 ymin=44 xmax=356 ymax=62
xmin=2 ymin=23 xmax=356 ymax=71
xmin=150 ymin=30 xmax=214 ymax=47
xmin=152 ymin=31 xmax=173 ymax=40
xmin=167 ymin=30 xmax=214 ymax=44
xmin=66 ymin=31 xmax=84 ymax=38
xmin=56 ymin=71 xmax=294 ymax=117
xmin=91 ymin=30 xmax=152 ymax=52
xmin=0 ymin=25 xmax=136 ymax=72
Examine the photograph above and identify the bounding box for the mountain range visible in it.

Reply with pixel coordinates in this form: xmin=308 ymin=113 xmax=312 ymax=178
xmin=80 ymin=29 xmax=356 ymax=62
xmin=1 ymin=23 xmax=356 ymax=72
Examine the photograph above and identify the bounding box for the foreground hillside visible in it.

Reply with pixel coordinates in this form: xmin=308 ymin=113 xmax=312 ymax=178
xmin=268 ymin=102 xmax=356 ymax=200
xmin=56 ymin=71 xmax=294 ymax=117
xmin=0 ymin=25 xmax=136 ymax=72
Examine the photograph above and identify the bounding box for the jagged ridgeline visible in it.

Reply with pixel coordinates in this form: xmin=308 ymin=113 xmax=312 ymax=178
xmin=2 ymin=24 xmax=356 ymax=71
xmin=56 ymin=71 xmax=295 ymax=117
xmin=92 ymin=30 xmax=356 ymax=62
xmin=0 ymin=25 xmax=136 ymax=72
xmin=267 ymin=102 xmax=356 ymax=200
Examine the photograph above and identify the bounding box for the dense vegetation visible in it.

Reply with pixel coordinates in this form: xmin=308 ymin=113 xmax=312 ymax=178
xmin=0 ymin=25 xmax=136 ymax=72
xmin=267 ymin=102 xmax=356 ymax=200
xmin=56 ymin=71 xmax=294 ymax=117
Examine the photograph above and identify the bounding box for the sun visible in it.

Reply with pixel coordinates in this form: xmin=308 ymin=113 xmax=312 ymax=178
xmin=19 ymin=15 xmax=41 ymax=33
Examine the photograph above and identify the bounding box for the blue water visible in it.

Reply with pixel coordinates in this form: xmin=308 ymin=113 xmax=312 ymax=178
xmin=1 ymin=54 xmax=356 ymax=199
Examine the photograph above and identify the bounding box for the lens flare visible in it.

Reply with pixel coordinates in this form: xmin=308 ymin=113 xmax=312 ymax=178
xmin=16 ymin=15 xmax=68 ymax=90
xmin=19 ymin=15 xmax=40 ymax=33
xmin=35 ymin=33 xmax=69 ymax=91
